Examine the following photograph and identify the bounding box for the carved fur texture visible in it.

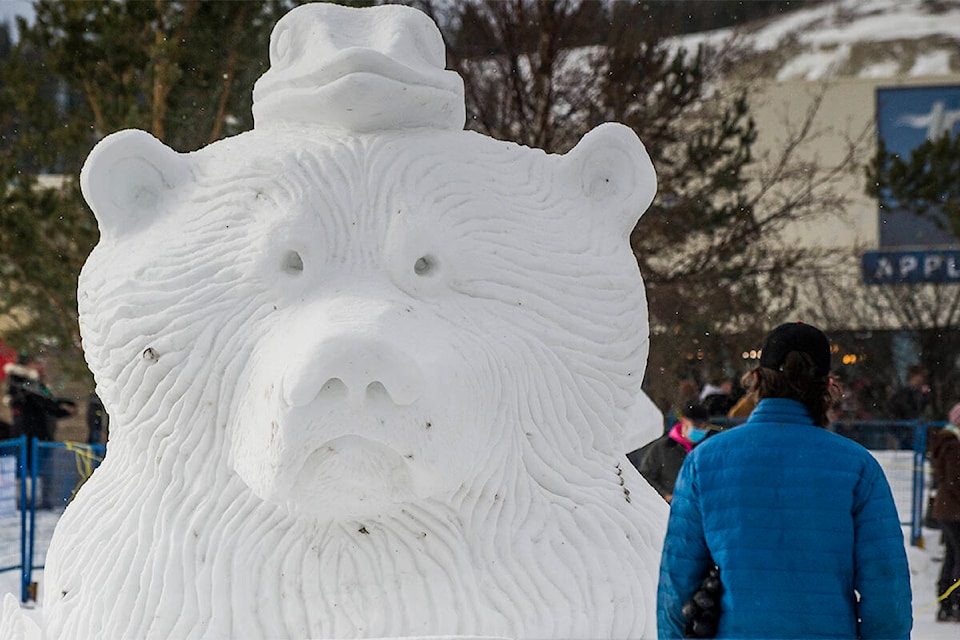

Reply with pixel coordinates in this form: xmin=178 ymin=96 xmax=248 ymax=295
xmin=43 ymin=86 xmax=664 ymax=640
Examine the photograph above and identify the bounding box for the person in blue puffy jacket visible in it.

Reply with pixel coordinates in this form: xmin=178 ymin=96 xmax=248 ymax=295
xmin=658 ymin=322 xmax=912 ymax=639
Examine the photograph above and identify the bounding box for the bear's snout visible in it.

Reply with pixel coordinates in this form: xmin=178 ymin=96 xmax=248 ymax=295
xmin=282 ymin=335 xmax=424 ymax=410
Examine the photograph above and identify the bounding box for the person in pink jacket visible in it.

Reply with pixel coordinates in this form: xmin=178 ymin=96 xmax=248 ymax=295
xmin=628 ymin=403 xmax=714 ymax=503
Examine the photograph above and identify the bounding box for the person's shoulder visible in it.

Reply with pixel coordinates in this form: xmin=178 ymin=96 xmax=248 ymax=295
xmin=810 ymin=422 xmax=867 ymax=448
xmin=685 ymin=425 xmax=740 ymax=461
xmin=812 ymin=428 xmax=888 ymax=478
xmin=774 ymin=420 xmax=873 ymax=457
xmin=695 ymin=417 xmax=862 ymax=455
xmin=930 ymin=427 xmax=960 ymax=455
xmin=644 ymin=432 xmax=679 ymax=454
xmin=627 ymin=432 xmax=668 ymax=458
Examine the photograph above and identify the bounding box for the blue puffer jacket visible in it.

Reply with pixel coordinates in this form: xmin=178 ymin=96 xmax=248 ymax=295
xmin=658 ymin=398 xmax=912 ymax=639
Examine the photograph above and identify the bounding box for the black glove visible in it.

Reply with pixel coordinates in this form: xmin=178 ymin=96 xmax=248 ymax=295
xmin=682 ymin=566 xmax=722 ymax=638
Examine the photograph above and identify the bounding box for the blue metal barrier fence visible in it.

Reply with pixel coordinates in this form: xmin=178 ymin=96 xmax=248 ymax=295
xmin=0 ymin=437 xmax=27 ymax=602
xmin=0 ymin=438 xmax=105 ymax=603
xmin=25 ymin=441 xmax=105 ymax=601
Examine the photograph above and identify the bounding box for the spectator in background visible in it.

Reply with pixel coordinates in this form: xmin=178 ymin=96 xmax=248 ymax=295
xmin=726 ymin=369 xmax=758 ymax=419
xmin=930 ymin=403 xmax=960 ymax=623
xmin=658 ymin=322 xmax=911 ymax=639
xmin=663 ymin=378 xmax=700 ymax=433
xmin=700 ymin=378 xmax=736 ymax=417
xmin=86 ymin=392 xmax=109 ymax=445
xmin=4 ymin=353 xmax=77 ymax=509
xmin=828 ymin=372 xmax=876 ymax=423
xmin=827 ymin=369 xmax=849 ymax=423
xmin=888 ymin=363 xmax=931 ymax=420
xmin=3 ymin=353 xmax=76 ymax=443
xmin=627 ymin=403 xmax=714 ymax=503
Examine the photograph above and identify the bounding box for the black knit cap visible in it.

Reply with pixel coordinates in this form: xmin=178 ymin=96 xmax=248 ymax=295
xmin=682 ymin=403 xmax=710 ymax=422
xmin=759 ymin=322 xmax=831 ymax=377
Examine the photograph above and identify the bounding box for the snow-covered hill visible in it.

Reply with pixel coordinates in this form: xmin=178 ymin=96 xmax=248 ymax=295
xmin=679 ymin=0 xmax=960 ymax=81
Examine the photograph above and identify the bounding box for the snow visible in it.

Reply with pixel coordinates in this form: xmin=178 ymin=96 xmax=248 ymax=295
xmin=0 ymin=0 xmax=33 ymax=42
xmin=861 ymin=60 xmax=903 ymax=79
xmin=802 ymin=8 xmax=960 ymax=47
xmin=0 ymin=510 xmax=55 ymax=630
xmin=911 ymin=50 xmax=956 ymax=77
xmin=251 ymin=4 xmax=465 ymax=132
xmin=775 ymin=42 xmax=852 ymax=82
xmin=672 ymin=0 xmax=960 ymax=80
xmin=907 ymin=533 xmax=959 ymax=639
xmin=875 ymin=450 xmax=958 ymax=638
xmin=22 ymin=3 xmax=666 ymax=638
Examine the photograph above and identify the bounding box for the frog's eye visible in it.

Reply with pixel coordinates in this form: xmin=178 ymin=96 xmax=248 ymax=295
xmin=271 ymin=25 xmax=294 ymax=66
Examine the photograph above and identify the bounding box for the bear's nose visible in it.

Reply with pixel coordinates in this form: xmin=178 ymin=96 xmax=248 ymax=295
xmin=282 ymin=337 xmax=423 ymax=409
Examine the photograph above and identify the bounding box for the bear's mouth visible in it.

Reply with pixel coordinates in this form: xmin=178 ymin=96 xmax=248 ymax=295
xmin=283 ymin=434 xmax=418 ymax=517
xmin=294 ymin=434 xmax=405 ymax=479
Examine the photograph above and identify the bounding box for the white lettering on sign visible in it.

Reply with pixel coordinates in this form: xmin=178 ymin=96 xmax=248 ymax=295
xmin=874 ymin=258 xmax=894 ymax=280
xmin=899 ymin=255 xmax=919 ymax=277
xmin=948 ymin=256 xmax=960 ymax=279
xmin=865 ymin=252 xmax=960 ymax=284
xmin=924 ymin=254 xmax=943 ymax=277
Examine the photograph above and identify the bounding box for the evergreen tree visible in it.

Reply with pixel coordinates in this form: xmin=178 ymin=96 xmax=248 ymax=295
xmin=866 ymin=131 xmax=960 ymax=240
xmin=0 ymin=0 xmax=292 ymax=379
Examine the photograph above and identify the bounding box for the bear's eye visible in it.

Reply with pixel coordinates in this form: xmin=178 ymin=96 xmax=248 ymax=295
xmin=413 ymin=255 xmax=437 ymax=277
xmin=281 ymin=250 xmax=304 ymax=275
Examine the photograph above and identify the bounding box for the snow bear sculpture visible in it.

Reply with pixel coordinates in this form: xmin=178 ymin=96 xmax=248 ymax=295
xmin=37 ymin=3 xmax=666 ymax=639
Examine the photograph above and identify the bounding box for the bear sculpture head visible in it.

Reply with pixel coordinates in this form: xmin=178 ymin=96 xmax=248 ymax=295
xmin=40 ymin=4 xmax=667 ymax=639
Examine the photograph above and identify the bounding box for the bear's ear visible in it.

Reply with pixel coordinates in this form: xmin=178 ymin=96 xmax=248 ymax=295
xmin=80 ymin=130 xmax=190 ymax=238
xmin=560 ymin=122 xmax=657 ymax=235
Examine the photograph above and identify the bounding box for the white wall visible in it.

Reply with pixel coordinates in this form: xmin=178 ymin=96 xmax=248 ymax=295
xmin=751 ymin=73 xmax=960 ymax=252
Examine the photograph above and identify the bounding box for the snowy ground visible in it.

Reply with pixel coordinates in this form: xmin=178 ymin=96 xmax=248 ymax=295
xmin=0 ymin=459 xmax=953 ymax=637
xmin=906 ymin=527 xmax=957 ymax=639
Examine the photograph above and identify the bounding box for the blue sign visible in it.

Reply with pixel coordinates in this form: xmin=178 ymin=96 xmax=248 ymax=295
xmin=876 ymin=85 xmax=960 ymax=249
xmin=862 ymin=250 xmax=960 ymax=285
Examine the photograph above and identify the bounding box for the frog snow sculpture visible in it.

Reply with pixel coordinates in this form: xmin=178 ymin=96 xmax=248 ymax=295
xmin=29 ymin=3 xmax=666 ymax=639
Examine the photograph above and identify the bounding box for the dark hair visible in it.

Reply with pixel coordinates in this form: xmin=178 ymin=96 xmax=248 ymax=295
xmin=754 ymin=351 xmax=834 ymax=426
xmin=906 ymin=364 xmax=927 ymax=379
xmin=681 ymin=403 xmax=710 ymax=422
